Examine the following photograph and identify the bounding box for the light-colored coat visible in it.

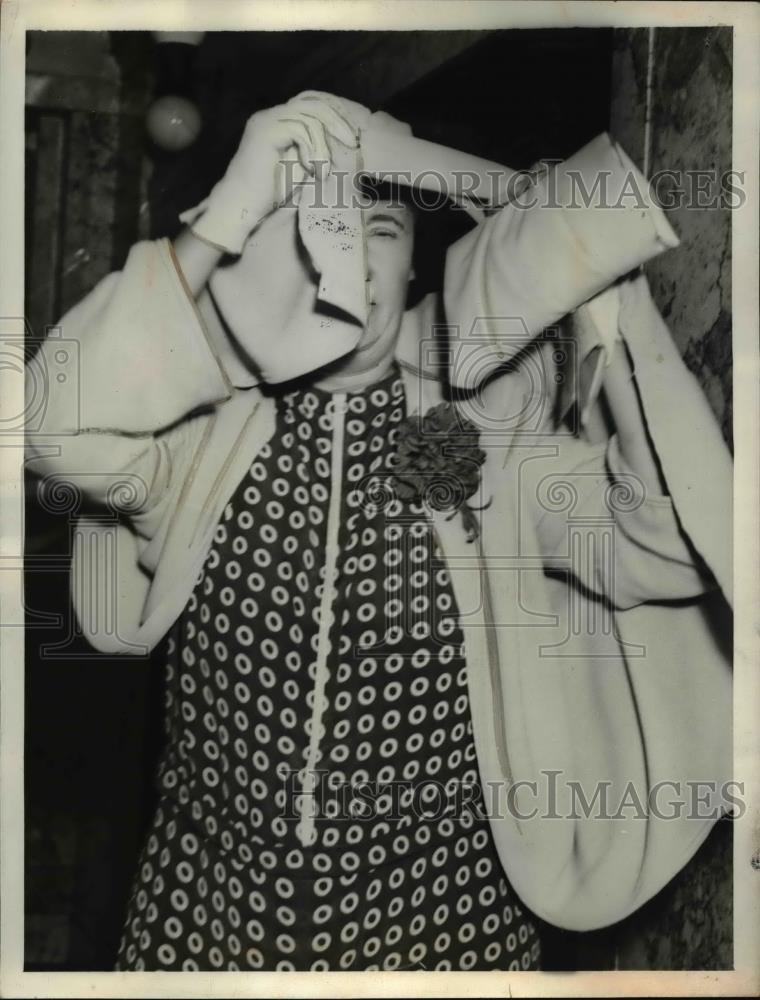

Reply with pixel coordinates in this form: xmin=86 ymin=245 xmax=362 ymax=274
xmin=27 ymin=236 xmax=732 ymax=932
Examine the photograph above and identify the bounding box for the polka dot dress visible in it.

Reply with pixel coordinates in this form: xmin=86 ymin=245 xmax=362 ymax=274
xmin=116 ymin=363 xmax=541 ymax=972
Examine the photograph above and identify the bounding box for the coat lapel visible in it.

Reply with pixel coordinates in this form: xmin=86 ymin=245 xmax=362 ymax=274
xmin=139 ymin=388 xmax=276 ymax=625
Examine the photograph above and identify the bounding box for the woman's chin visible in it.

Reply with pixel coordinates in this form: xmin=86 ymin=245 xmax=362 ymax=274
xmin=353 ymin=332 xmax=381 ymax=356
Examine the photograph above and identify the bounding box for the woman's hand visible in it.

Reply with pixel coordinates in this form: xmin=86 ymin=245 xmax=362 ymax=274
xmin=187 ymin=92 xmax=361 ymax=256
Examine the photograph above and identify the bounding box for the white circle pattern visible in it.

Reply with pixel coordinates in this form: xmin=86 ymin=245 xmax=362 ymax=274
xmin=116 ymin=365 xmax=539 ymax=973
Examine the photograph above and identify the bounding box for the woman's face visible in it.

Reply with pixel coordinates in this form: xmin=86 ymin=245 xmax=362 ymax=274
xmin=336 ymin=199 xmax=415 ymax=375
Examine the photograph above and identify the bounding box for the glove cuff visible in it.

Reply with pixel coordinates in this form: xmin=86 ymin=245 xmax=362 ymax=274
xmin=179 ymin=172 xmax=267 ymax=256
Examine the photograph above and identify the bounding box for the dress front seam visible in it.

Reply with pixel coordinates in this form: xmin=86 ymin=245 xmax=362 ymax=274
xmin=296 ymin=391 xmax=348 ymax=848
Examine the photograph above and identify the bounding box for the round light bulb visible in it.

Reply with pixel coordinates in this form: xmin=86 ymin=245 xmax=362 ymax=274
xmin=146 ymin=95 xmax=202 ymax=152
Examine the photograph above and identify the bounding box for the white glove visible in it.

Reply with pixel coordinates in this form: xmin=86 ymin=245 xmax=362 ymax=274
xmin=182 ymin=91 xmax=361 ymax=255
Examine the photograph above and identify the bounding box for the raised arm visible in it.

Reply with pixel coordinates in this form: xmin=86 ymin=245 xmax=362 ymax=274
xmin=25 ymin=94 xmax=358 ymax=510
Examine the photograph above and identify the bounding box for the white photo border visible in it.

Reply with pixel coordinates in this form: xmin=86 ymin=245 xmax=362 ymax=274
xmin=1 ymin=1 xmax=758 ymax=997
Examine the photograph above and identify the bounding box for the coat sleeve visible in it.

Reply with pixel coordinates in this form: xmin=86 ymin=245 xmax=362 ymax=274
xmin=525 ymin=430 xmax=717 ymax=609
xmin=523 ymin=270 xmax=732 ymax=611
xmin=492 ymin=345 xmax=716 ymax=610
xmin=25 ymin=239 xmax=233 ymax=517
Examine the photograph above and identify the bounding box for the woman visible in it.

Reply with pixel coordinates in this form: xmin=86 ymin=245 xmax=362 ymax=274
xmin=27 ymin=93 xmax=732 ymax=971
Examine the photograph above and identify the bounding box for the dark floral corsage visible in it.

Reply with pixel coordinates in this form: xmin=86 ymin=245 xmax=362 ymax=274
xmin=391 ymin=402 xmax=490 ymax=543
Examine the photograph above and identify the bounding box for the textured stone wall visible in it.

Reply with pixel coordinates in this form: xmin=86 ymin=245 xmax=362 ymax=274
xmin=611 ymin=26 xmax=733 ymax=449
xmin=609 ymin=26 xmax=733 ymax=969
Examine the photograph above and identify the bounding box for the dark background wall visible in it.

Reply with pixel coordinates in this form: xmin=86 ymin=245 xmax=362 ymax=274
xmin=24 ymin=27 xmax=732 ymax=971
xmin=606 ymin=25 xmax=734 ymax=969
